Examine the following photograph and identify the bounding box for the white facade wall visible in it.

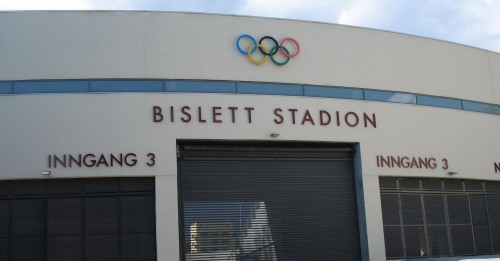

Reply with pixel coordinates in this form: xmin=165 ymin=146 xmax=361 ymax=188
xmin=0 ymin=11 xmax=499 ymax=261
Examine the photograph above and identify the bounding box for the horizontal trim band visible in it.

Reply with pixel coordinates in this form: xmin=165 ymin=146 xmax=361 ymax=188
xmin=0 ymin=79 xmax=499 ymax=115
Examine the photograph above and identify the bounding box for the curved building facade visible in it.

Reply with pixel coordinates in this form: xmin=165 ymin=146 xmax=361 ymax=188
xmin=0 ymin=11 xmax=499 ymax=261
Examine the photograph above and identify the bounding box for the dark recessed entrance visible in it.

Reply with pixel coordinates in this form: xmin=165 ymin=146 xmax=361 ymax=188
xmin=178 ymin=142 xmax=361 ymax=261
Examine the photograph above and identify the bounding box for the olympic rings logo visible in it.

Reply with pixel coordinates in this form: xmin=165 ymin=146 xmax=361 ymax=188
xmin=235 ymin=34 xmax=300 ymax=66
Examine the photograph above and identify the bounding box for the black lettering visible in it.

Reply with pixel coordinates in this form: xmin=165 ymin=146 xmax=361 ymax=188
xmin=345 ymin=112 xmax=359 ymax=127
xmin=181 ymin=106 xmax=191 ymax=123
xmin=212 ymin=107 xmax=222 ymax=123
xmin=245 ymin=107 xmax=254 ymax=123
xmin=320 ymin=110 xmax=331 ymax=125
xmin=301 ymin=109 xmax=315 ymax=125
xmin=364 ymin=113 xmax=377 ymax=128
xmin=228 ymin=107 xmax=238 ymax=123
xmin=198 ymin=106 xmax=206 ymax=123
xmin=69 ymin=154 xmax=82 ymax=167
xmin=96 ymin=154 xmax=109 ymax=167
xmin=153 ymin=106 xmax=163 ymax=122
xmin=110 ymin=153 xmax=123 ymax=167
xmin=54 ymin=155 xmax=67 ymax=168
xmin=83 ymin=154 xmax=96 ymax=167
xmin=274 ymin=108 xmax=284 ymax=124
xmin=289 ymin=109 xmax=298 ymax=124
xmin=125 ymin=153 xmax=138 ymax=166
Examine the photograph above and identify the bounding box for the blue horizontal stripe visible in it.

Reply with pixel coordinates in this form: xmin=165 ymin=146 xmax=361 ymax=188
xmin=304 ymin=85 xmax=363 ymax=99
xmin=237 ymin=82 xmax=303 ymax=96
xmin=0 ymin=82 xmax=13 ymax=94
xmin=462 ymin=101 xmax=500 ymax=115
xmin=166 ymin=80 xmax=236 ymax=93
xmin=14 ymin=81 xmax=88 ymax=93
xmin=91 ymin=80 xmax=163 ymax=92
xmin=0 ymin=79 xmax=498 ymax=116
xmin=365 ymin=90 xmax=416 ymax=104
xmin=417 ymin=95 xmax=462 ymax=109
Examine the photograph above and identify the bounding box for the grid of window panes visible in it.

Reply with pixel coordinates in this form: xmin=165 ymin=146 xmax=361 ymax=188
xmin=379 ymin=178 xmax=500 ymax=259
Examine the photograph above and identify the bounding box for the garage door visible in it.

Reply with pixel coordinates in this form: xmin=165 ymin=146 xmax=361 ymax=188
xmin=0 ymin=177 xmax=156 ymax=261
xmin=178 ymin=143 xmax=361 ymax=261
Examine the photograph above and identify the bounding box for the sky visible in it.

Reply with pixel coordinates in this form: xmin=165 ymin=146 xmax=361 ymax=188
xmin=1 ymin=0 xmax=499 ymax=53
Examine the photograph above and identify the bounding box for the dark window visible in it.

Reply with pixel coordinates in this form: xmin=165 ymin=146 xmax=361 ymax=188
xmin=0 ymin=178 xmax=156 ymax=261
xmin=380 ymin=178 xmax=500 ymax=259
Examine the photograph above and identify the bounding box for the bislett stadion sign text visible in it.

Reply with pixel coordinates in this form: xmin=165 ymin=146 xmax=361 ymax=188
xmin=152 ymin=105 xmax=377 ymax=128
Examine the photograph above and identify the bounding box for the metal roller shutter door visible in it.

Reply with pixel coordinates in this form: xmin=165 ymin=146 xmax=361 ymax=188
xmin=179 ymin=144 xmax=361 ymax=261
xmin=0 ymin=178 xmax=156 ymax=261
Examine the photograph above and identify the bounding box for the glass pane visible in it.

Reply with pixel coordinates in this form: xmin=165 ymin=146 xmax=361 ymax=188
xmin=424 ymin=195 xmax=446 ymax=224
xmin=451 ymin=225 xmax=474 ymax=255
xmin=422 ymin=179 xmax=442 ymax=191
xmin=12 ymin=236 xmax=45 ymax=261
xmin=238 ymin=82 xmax=303 ymax=96
xmin=48 ymin=235 xmax=82 ymax=261
xmin=85 ymin=234 xmax=119 ymax=261
xmin=0 ymin=82 xmax=12 ymax=94
xmin=85 ymin=197 xmax=118 ymax=234
xmin=14 ymin=80 xmax=88 ymax=93
xmin=399 ymin=179 xmax=420 ymax=190
xmin=84 ymin=179 xmax=118 ymax=193
xmin=166 ymin=80 xmax=236 ymax=93
xmin=0 ymin=201 xmax=8 ymax=237
xmin=48 ymin=179 xmax=83 ymax=194
xmin=121 ymin=196 xmax=155 ymax=233
xmin=444 ymin=180 xmax=463 ymax=191
xmin=121 ymin=233 xmax=156 ymax=261
xmin=48 ymin=198 xmax=82 ymax=235
xmin=379 ymin=178 xmax=397 ymax=190
xmin=383 ymin=226 xmax=404 ymax=258
xmin=417 ymin=95 xmax=462 ymax=109
xmin=464 ymin=180 xmax=483 ymax=191
xmin=447 ymin=195 xmax=471 ymax=224
xmin=470 ymin=195 xmax=488 ymax=224
xmin=427 ymin=226 xmax=449 ymax=257
xmin=381 ymin=194 xmax=400 ymax=225
xmin=364 ymin=90 xmax=416 ymax=104
xmin=463 ymin=100 xmax=500 ymax=115
xmin=11 ymin=180 xmax=45 ymax=195
xmin=491 ymin=224 xmax=500 ymax=253
xmin=485 ymin=182 xmax=500 ymax=192
xmin=474 ymin=225 xmax=493 ymax=255
xmin=401 ymin=194 xmax=423 ymax=225
xmin=304 ymin=85 xmax=363 ymax=99
xmin=12 ymin=199 xmax=45 ymax=237
xmin=91 ymin=80 xmax=163 ymax=92
xmin=487 ymin=195 xmax=500 ymax=222
xmin=404 ymin=226 xmax=427 ymax=257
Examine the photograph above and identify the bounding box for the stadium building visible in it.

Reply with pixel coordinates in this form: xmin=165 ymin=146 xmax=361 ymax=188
xmin=0 ymin=11 xmax=499 ymax=261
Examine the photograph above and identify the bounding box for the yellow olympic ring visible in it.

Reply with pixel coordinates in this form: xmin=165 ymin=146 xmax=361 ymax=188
xmin=247 ymin=44 xmax=269 ymax=65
